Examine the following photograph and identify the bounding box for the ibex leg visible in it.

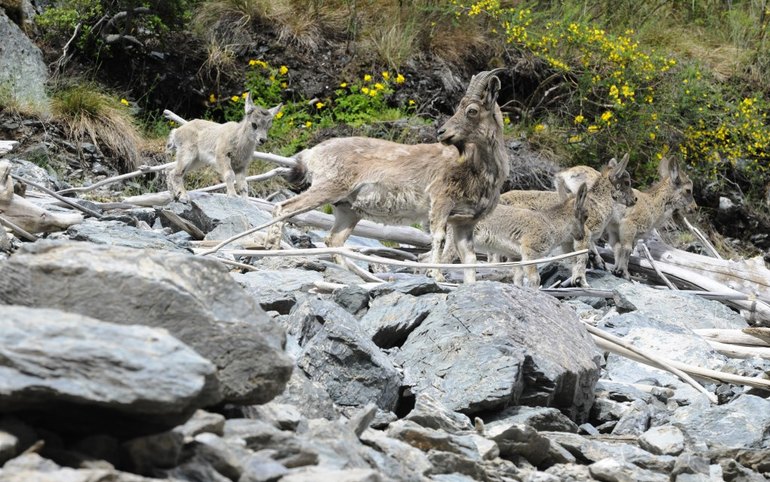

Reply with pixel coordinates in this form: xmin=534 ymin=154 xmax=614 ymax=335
xmin=451 ymin=222 xmax=477 ymax=284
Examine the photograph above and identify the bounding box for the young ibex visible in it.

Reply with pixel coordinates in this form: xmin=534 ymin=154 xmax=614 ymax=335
xmin=606 ymin=157 xmax=695 ymax=279
xmin=446 ymin=183 xmax=589 ymax=287
xmin=498 ymin=155 xmax=636 ymax=283
xmin=266 ymin=69 xmax=509 ymax=283
xmin=166 ymin=93 xmax=281 ymax=202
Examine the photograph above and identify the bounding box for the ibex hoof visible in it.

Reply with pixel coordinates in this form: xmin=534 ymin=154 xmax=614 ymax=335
xmin=428 ymin=269 xmax=446 ymax=283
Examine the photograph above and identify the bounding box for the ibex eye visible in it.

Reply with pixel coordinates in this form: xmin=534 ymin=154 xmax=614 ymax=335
xmin=466 ymin=107 xmax=479 ymax=117
xmin=251 ymin=122 xmax=258 ymax=129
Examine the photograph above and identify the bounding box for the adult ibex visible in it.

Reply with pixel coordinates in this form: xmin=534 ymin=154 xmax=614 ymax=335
xmin=605 ymin=157 xmax=695 ymax=279
xmin=166 ymin=93 xmax=281 ymax=202
xmin=266 ymin=69 xmax=509 ymax=283
xmin=499 ymin=155 xmax=636 ymax=283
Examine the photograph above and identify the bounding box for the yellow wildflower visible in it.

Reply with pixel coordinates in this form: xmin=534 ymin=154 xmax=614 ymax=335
xmin=275 ymin=111 xmax=284 ymax=120
xmin=305 ymin=121 xmax=312 ymax=128
xmin=368 ymin=89 xmax=377 ymax=97
xmin=649 ymin=132 xmax=656 ymax=140
xmin=281 ymin=82 xmax=287 ymax=88
xmin=279 ymin=65 xmax=289 ymax=75
xmin=395 ymin=74 xmax=405 ymax=84
xmin=568 ymin=135 xmax=582 ymax=143
xmin=408 ymin=99 xmax=416 ymax=106
xmin=364 ymin=74 xmax=372 ymax=82
xmin=340 ymin=82 xmax=348 ymax=88
xmin=533 ymin=124 xmax=545 ymax=133
xmin=120 ymin=98 xmax=129 ymax=106
xmin=361 ymin=87 xmax=370 ymax=95
xmin=209 ymin=94 xmax=216 ymax=103
xmin=241 ymin=92 xmax=248 ymax=99
xmin=315 ymin=101 xmax=325 ymax=109
xmin=230 ymin=95 xmax=239 ymax=102
xmin=382 ymin=71 xmax=390 ymax=80
xmin=574 ymin=114 xmax=584 ymax=124
xmin=374 ymin=83 xmax=384 ymax=90
xmin=600 ymin=111 xmax=613 ymax=122
xmin=249 ymin=59 xmax=268 ymax=68
xmin=587 ymin=125 xmax=600 ymax=134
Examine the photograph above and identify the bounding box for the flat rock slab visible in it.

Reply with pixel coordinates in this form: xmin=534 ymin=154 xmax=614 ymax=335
xmin=0 ymin=305 xmax=219 ymax=436
xmin=394 ymin=282 xmax=601 ymax=421
xmin=0 ymin=240 xmax=292 ymax=405
xmin=671 ymin=395 xmax=770 ymax=450
xmin=66 ymin=220 xmax=189 ymax=252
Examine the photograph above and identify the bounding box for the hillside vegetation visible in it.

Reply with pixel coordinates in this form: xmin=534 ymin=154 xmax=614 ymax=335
xmin=7 ymin=0 xmax=770 ymax=212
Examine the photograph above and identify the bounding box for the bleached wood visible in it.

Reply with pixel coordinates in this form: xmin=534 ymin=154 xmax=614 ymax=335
xmin=693 ymin=329 xmax=770 ymax=347
xmin=704 ymin=340 xmax=770 ymax=359
xmin=57 ymin=162 xmax=175 ymax=195
xmin=585 ymin=322 xmax=718 ymax=403
xmin=0 ymin=140 xmax=18 ymax=155
xmin=681 ymin=215 xmax=722 ymax=259
xmin=11 ymin=174 xmax=102 ymax=219
xmin=0 ymin=213 xmax=38 ymax=241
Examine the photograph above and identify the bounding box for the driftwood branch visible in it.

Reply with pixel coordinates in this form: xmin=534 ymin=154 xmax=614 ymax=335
xmin=57 ymin=162 xmax=175 ymax=195
xmin=693 ymin=328 xmax=770 ymax=347
xmin=640 ymin=240 xmax=677 ymax=290
xmin=217 ymin=246 xmax=590 ymax=271
xmin=11 ymin=175 xmax=102 ymax=219
xmin=162 ymin=110 xmax=298 ymax=168
xmin=584 ymin=322 xmax=718 ymax=403
xmin=0 ymin=213 xmax=38 ymax=242
xmin=681 ymin=215 xmax=722 ymax=259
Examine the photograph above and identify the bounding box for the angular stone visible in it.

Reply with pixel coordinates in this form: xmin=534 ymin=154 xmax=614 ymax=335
xmin=0 ymin=241 xmax=293 ymax=405
xmin=333 ymin=285 xmax=370 ymax=315
xmin=245 ymin=402 xmax=304 ymax=431
xmin=545 ymin=463 xmax=594 ymax=482
xmin=639 ymin=425 xmax=685 ymax=456
xmin=279 ymin=468 xmax=382 ymax=482
xmin=395 ymin=282 xmax=600 ymax=420
xmin=589 ymin=457 xmax=668 ymax=482
xmin=543 ymin=432 xmax=675 ymax=473
xmin=0 ymin=305 xmax=219 ymax=435
xmin=66 ymin=220 xmax=188 ymax=252
xmin=359 ymin=292 xmax=445 ymax=348
xmin=485 ymin=406 xmax=579 ymax=433
xmin=271 ymin=368 xmax=338 ymax=421
xmin=426 ymin=450 xmax=488 ymax=481
xmin=369 ymin=275 xmax=448 ymax=297
xmin=240 ymin=453 xmax=289 ymax=482
xmin=359 ymin=428 xmax=432 ymax=478
xmin=670 ymin=395 xmax=770 ymax=449
xmin=297 ymin=300 xmax=402 ymax=411
xmin=0 ymin=430 xmax=18 ymax=465
xmin=193 ymin=432 xmax=249 ymax=481
xmin=386 ymin=420 xmax=479 ymax=460
xmin=611 ymin=399 xmax=651 ymax=436
xmin=486 ymin=423 xmax=550 ymax=466
xmin=0 ymin=9 xmax=48 ymax=109
xmin=122 ymin=430 xmax=184 ymax=475
xmin=174 ymin=410 xmax=226 ymax=439
xmin=235 ymin=269 xmax=324 ymax=315
xmin=403 ymin=393 xmax=473 ymax=434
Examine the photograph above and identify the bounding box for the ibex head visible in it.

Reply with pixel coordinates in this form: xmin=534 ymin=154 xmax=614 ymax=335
xmin=608 ymin=153 xmax=636 ymax=207
xmin=244 ymin=92 xmax=282 ymax=146
xmin=437 ymin=69 xmax=505 ymax=155
xmin=661 ymin=157 xmax=696 ymax=214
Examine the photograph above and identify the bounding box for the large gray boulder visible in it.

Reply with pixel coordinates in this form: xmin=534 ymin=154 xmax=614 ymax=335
xmin=394 ymin=282 xmax=601 ymax=421
xmin=0 ymin=240 xmax=292 ymax=405
xmin=0 ymin=9 xmax=48 ymax=111
xmin=0 ymin=305 xmax=219 ymax=435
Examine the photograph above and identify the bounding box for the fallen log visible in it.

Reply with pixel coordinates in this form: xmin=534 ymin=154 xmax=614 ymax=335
xmin=704 ymin=340 xmax=770 ymax=360
xmin=56 ymin=162 xmax=175 ymax=195
xmin=0 ymin=161 xmax=83 ymax=234
xmin=600 ymin=245 xmax=770 ymax=324
xmin=644 ymin=238 xmax=770 ymax=303
xmin=693 ymin=328 xmax=770 ymax=347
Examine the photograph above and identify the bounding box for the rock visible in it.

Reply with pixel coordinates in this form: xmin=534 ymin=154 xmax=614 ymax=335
xmin=639 ymin=425 xmax=685 ymax=456
xmin=670 ymin=394 xmax=770 ymax=450
xmin=1 ymin=453 xmax=60 ymax=473
xmin=611 ymin=399 xmax=651 ymax=436
xmin=193 ymin=432 xmax=249 ymax=480
xmin=0 ymin=240 xmax=293 ymax=405
xmin=720 ymin=459 xmax=766 ymax=482
xmin=66 ymin=219 xmax=189 ymax=252
xmin=163 ymin=456 xmax=232 ymax=482
xmin=0 ymin=430 xmax=18 ymax=465
xmin=486 ymin=423 xmax=550 ymax=466
xmin=240 ymin=453 xmax=289 ymax=482
xmin=297 ymin=300 xmax=402 ymax=411
xmin=278 ymin=468 xmax=382 ymax=482
xmin=333 ymin=284 xmax=370 ymax=315
xmin=425 ymin=450 xmax=488 ymax=481
xmin=271 ymin=369 xmax=338 ymax=421
xmin=543 ymin=432 xmax=675 ymax=473
xmin=122 ymin=430 xmax=184 ymax=475
xmin=73 ymin=434 xmax=120 ymax=467
xmin=387 ymin=420 xmax=479 ymax=460
xmin=591 ymin=274 xmax=748 ymax=330
xmin=346 ymin=403 xmax=378 ymax=438
xmin=223 ymin=419 xmax=295 ymax=453
xmin=359 ymin=428 xmax=433 ymax=478
xmin=544 ymin=463 xmax=594 ymax=481
xmin=369 ymin=275 xmax=448 ymax=297
xmin=7 ymin=158 xmax=62 ymax=191
xmin=671 ymin=453 xmax=710 ymax=478
xmin=244 ymin=403 xmax=304 ymax=431
xmin=359 ymin=292 xmax=446 ymax=348
xmin=0 ymin=305 xmax=220 ymax=436
xmin=235 ymin=269 xmax=323 ymax=315
xmin=395 ymin=282 xmax=600 ymax=420
xmin=0 ymin=9 xmax=48 ymax=110
xmin=484 ymin=406 xmax=579 ymax=433
xmin=588 ymin=457 xmax=668 ymax=482
xmin=403 ymin=393 xmax=473 ymax=434
xmin=174 ymin=410 xmax=226 ymax=439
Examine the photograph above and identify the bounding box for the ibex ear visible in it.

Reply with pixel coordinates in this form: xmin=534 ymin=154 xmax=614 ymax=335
xmin=669 ymin=158 xmax=681 ymax=185
xmin=607 ymin=157 xmax=618 ymax=169
xmin=268 ymin=103 xmax=283 ymax=117
xmin=244 ymin=91 xmax=255 ymax=114
xmin=575 ymin=182 xmax=588 ymax=212
xmin=485 ymin=76 xmax=501 ymax=108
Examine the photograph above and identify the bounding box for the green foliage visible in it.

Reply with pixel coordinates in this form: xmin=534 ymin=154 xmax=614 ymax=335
xmin=210 ymin=61 xmax=415 ymax=156
xmin=453 ymin=0 xmax=770 ymax=201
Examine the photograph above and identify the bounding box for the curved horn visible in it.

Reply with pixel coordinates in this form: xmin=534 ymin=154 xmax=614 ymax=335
xmin=466 ymin=68 xmax=507 ymax=98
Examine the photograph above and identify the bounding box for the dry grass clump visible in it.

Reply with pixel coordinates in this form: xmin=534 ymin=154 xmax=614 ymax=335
xmin=51 ymin=84 xmax=141 ymax=173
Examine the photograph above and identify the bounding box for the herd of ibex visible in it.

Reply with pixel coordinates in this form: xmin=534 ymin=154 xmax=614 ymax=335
xmin=167 ymin=69 xmax=697 ymax=286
